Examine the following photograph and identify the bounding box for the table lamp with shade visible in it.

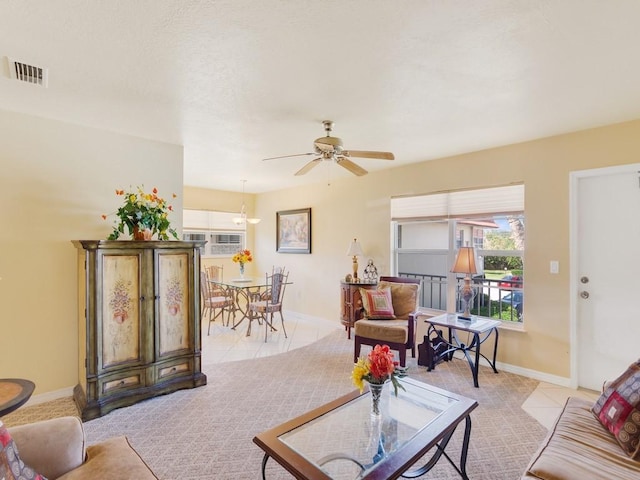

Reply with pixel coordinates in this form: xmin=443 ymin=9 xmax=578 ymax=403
xmin=346 ymin=238 xmax=364 ymax=280
xmin=451 ymin=246 xmax=478 ymax=320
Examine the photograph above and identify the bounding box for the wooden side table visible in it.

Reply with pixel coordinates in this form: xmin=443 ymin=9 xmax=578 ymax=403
xmin=339 ymin=280 xmax=377 ymax=339
xmin=0 ymin=378 xmax=35 ymax=417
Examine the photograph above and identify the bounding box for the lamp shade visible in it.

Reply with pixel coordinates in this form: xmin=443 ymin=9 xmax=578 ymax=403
xmin=451 ymin=246 xmax=477 ymax=274
xmin=346 ymin=238 xmax=364 ymax=257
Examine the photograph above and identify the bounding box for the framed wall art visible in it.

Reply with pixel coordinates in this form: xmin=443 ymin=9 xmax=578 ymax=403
xmin=276 ymin=208 xmax=311 ymax=254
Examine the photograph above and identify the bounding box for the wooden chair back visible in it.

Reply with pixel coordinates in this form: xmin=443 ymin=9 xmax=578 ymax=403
xmin=379 ymin=275 xmax=421 ymax=285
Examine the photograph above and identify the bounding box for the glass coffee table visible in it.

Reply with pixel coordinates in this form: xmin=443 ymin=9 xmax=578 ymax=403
xmin=253 ymin=377 xmax=478 ymax=479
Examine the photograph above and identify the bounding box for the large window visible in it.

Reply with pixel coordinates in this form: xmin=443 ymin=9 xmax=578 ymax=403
xmin=182 ymin=210 xmax=246 ymax=258
xmin=391 ymin=185 xmax=525 ymax=323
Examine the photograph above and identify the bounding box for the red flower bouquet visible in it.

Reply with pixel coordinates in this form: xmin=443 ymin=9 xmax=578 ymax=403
xmin=352 ymin=344 xmax=405 ymax=397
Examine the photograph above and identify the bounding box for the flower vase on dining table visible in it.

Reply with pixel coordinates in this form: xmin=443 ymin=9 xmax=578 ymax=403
xmin=239 ymin=263 xmax=245 ymax=280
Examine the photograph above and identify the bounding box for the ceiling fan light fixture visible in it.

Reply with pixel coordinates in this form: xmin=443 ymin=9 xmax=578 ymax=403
xmin=261 ymin=120 xmax=394 ymax=177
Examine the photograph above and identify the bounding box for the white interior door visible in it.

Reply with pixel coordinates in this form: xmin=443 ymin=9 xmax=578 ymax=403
xmin=574 ymin=166 xmax=640 ymax=390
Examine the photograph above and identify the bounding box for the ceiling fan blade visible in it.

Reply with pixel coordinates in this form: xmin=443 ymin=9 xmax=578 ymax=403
xmin=336 ymin=157 xmax=368 ymax=176
xmin=343 ymin=150 xmax=395 ymax=160
xmin=294 ymin=158 xmax=322 ymax=176
xmin=263 ymin=152 xmax=316 ymax=161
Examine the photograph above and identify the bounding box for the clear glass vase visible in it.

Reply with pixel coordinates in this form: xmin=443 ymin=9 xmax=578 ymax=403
xmin=366 ymin=413 xmax=386 ymax=465
xmin=368 ymin=382 xmax=386 ymax=418
xmin=239 ymin=263 xmax=245 ymax=279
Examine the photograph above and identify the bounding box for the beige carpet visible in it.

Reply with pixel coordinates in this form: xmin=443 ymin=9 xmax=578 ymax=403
xmin=4 ymin=331 xmax=547 ymax=479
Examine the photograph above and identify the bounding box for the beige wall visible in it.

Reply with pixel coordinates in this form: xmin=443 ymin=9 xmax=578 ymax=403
xmin=183 ymin=186 xmax=259 ymax=277
xmin=3 ymin=105 xmax=640 ymax=397
xmin=0 ymin=109 xmax=184 ymax=397
xmin=249 ymin=120 xmax=640 ymax=380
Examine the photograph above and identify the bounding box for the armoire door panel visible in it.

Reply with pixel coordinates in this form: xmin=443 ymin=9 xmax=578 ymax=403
xmin=157 ymin=251 xmax=192 ymax=357
xmin=100 ymin=253 xmax=143 ymax=368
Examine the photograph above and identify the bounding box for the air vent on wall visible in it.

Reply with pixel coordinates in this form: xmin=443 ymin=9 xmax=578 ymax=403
xmin=6 ymin=56 xmax=48 ymax=87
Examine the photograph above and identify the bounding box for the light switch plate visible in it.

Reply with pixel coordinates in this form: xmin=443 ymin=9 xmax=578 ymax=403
xmin=550 ymin=261 xmax=559 ymax=274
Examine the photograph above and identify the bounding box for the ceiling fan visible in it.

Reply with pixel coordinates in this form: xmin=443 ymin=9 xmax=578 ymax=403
xmin=262 ymin=120 xmax=394 ymax=176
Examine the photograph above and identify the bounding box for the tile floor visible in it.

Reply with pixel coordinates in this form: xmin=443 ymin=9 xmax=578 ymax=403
xmin=201 ymin=311 xmax=598 ymax=430
xmin=201 ymin=310 xmax=341 ymax=366
xmin=521 ymin=381 xmax=599 ymax=429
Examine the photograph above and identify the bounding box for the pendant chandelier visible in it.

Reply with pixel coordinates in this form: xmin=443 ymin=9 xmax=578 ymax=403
xmin=232 ymin=180 xmax=260 ymax=225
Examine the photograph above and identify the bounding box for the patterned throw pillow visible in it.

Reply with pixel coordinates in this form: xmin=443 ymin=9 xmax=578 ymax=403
xmin=591 ymin=359 xmax=640 ymax=459
xmin=0 ymin=420 xmax=47 ymax=480
xmin=360 ymin=287 xmax=396 ymax=319
xmin=377 ymin=281 xmax=419 ymax=319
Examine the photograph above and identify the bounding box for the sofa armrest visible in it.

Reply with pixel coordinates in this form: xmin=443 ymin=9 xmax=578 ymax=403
xmin=9 ymin=416 xmax=86 ymax=480
xmin=58 ymin=436 xmax=158 ymax=480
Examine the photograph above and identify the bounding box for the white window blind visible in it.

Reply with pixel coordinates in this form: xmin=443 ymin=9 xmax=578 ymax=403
xmin=183 ymin=209 xmax=244 ymax=231
xmin=183 ymin=209 xmax=246 ymax=257
xmin=391 ymin=184 xmax=524 ymax=220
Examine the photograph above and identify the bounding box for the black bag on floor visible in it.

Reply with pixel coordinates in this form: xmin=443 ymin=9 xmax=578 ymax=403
xmin=417 ymin=331 xmax=449 ymax=371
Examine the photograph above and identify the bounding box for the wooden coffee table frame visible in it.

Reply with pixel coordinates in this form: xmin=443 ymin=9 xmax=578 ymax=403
xmin=253 ymin=378 xmax=478 ymax=480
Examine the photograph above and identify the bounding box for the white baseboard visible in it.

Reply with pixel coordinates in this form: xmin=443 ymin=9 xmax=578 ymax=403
xmin=445 ymin=351 xmax=572 ymax=388
xmin=495 ymin=361 xmax=571 ymax=387
xmin=24 ymin=386 xmax=75 ymax=407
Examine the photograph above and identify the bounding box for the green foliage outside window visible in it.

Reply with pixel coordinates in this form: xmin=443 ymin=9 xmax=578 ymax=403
xmin=470 ymin=294 xmax=521 ymax=322
xmin=483 ymin=231 xmax=523 ymax=271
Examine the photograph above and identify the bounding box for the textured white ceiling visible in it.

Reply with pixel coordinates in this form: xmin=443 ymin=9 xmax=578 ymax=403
xmin=2 ymin=1 xmax=640 ymax=193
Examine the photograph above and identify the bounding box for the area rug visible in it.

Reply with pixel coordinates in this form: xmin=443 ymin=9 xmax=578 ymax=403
xmin=4 ymin=331 xmax=547 ymax=479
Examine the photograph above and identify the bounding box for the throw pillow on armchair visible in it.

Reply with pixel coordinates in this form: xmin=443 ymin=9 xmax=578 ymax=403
xmin=377 ymin=280 xmax=419 ymax=319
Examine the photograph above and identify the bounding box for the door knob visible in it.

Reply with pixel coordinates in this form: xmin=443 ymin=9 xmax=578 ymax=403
xmin=580 ymin=276 xmax=589 ymax=284
xmin=580 ymin=291 xmax=589 ymax=299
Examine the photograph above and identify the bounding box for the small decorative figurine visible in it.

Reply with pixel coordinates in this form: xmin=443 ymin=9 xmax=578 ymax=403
xmin=363 ymin=259 xmax=378 ymax=283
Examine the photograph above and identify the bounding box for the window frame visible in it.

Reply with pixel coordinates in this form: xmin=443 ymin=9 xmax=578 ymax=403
xmin=183 ymin=229 xmax=245 ymax=258
xmin=391 ymin=185 xmax=525 ymax=325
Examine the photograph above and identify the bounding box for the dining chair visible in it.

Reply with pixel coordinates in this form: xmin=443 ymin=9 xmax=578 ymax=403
xmin=200 ymin=270 xmax=234 ymax=334
xmin=205 ymin=265 xmax=224 ymax=293
xmin=208 ymin=265 xmax=239 ymax=321
xmin=248 ymin=268 xmax=289 ymax=342
xmin=353 ymin=276 xmax=421 ymax=367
